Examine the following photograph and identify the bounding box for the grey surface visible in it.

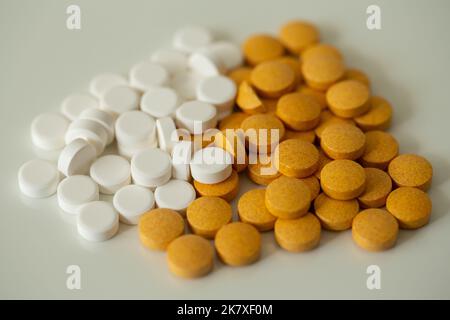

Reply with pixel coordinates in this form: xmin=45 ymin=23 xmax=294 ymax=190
xmin=1 ymin=0 xmax=450 ymax=299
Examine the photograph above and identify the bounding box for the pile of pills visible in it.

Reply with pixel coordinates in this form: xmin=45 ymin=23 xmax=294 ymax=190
xmin=18 ymin=21 xmax=433 ymax=279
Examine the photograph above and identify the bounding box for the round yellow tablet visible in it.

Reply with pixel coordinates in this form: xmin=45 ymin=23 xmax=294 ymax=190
xmin=320 ymin=159 xmax=366 ymax=200
xmin=238 ymin=189 xmax=277 ymax=231
xmin=214 ymin=130 xmax=248 ymax=172
xmin=237 ymin=81 xmax=266 ymax=114
xmin=314 ymin=193 xmax=359 ymax=231
xmin=243 ymin=34 xmax=285 ymax=66
xmin=301 ymin=55 xmax=345 ymax=91
xmin=301 ymin=43 xmax=343 ymax=63
xmin=167 ymin=234 xmax=214 ymax=279
xmin=296 ymin=85 xmax=327 ymax=110
xmin=326 ymin=80 xmax=370 ymax=118
xmin=219 ymin=112 xmax=250 ymax=131
xmin=276 ymin=92 xmax=321 ymax=130
xmin=250 ymin=60 xmax=296 ymax=98
xmin=247 ymin=153 xmax=281 ymax=185
xmin=300 ymin=175 xmax=320 ymax=201
xmin=315 ymin=110 xmax=355 ymax=139
xmin=388 ymin=154 xmax=433 ymax=191
xmin=279 ymin=20 xmax=319 ymax=54
xmin=314 ymin=149 xmax=332 ymax=179
xmin=194 ymin=170 xmax=240 ymax=202
xmin=215 ymin=222 xmax=261 ymax=266
xmin=138 ymin=208 xmax=185 ymax=251
xmin=228 ymin=66 xmax=252 ymax=86
xmin=361 ymin=130 xmax=399 ymax=170
xmin=343 ymin=68 xmax=370 ymax=87
xmin=386 ymin=187 xmax=432 ymax=229
xmin=265 ymin=176 xmax=311 ymax=219
xmin=354 ymin=96 xmax=393 ymax=131
xmin=186 ymin=196 xmax=232 ymax=239
xmin=275 ymin=213 xmax=321 ymax=252
xmin=283 ymin=129 xmax=316 ymax=144
xmin=352 ymin=208 xmax=399 ymax=251
xmin=241 ymin=113 xmax=285 ymax=154
xmin=274 ymin=139 xmax=319 ymax=178
xmin=274 ymin=56 xmax=303 ymax=85
xmin=320 ymin=123 xmax=366 ymax=160
xmin=358 ymin=168 xmax=392 ymax=208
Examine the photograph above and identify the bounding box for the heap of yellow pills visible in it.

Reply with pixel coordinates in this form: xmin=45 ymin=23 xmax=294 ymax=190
xmin=250 ymin=60 xmax=296 ymax=98
xmin=243 ymin=34 xmax=284 ymax=66
xmin=388 ymin=154 xmax=433 ymax=191
xmin=238 ymin=189 xmax=277 ymax=231
xmin=274 ymin=139 xmax=319 ymax=178
xmin=276 ymin=92 xmax=321 ymax=130
xmin=361 ymin=130 xmax=399 ymax=169
xmin=314 ymin=193 xmax=359 ymax=231
xmin=320 ymin=123 xmax=366 ymax=160
xmin=326 ymin=80 xmax=371 ymax=118
xmin=358 ymin=168 xmax=392 ymax=208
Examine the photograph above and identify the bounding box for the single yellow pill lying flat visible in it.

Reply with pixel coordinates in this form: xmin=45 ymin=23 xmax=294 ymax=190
xmin=241 ymin=113 xmax=285 ymax=154
xmin=228 ymin=67 xmax=252 ymax=86
xmin=215 ymin=222 xmax=261 ymax=266
xmin=314 ymin=149 xmax=332 ymax=179
xmin=276 ymin=92 xmax=321 ymax=131
xmin=314 ymin=193 xmax=359 ymax=231
xmin=139 ymin=208 xmax=185 ymax=251
xmin=301 ymin=55 xmax=345 ymax=91
xmin=167 ymin=234 xmax=214 ymax=279
xmin=251 ymin=60 xmax=296 ymax=98
xmin=352 ymin=208 xmax=399 ymax=251
xmin=238 ymin=189 xmax=277 ymax=231
xmin=194 ymin=170 xmax=240 ymax=202
xmin=386 ymin=187 xmax=432 ymax=229
xmin=296 ymin=85 xmax=327 ymax=110
xmin=219 ymin=112 xmax=250 ymax=131
xmin=243 ymin=34 xmax=285 ymax=66
xmin=358 ymin=168 xmax=392 ymax=208
xmin=314 ymin=110 xmax=355 ymax=139
xmin=275 ymin=213 xmax=321 ymax=252
xmin=237 ymin=81 xmax=266 ymax=114
xmin=388 ymin=154 xmax=433 ymax=191
xmin=361 ymin=130 xmax=399 ymax=170
xmin=301 ymin=43 xmax=343 ymax=63
xmin=300 ymin=175 xmax=320 ymax=201
xmin=283 ymin=129 xmax=316 ymax=144
xmin=214 ymin=130 xmax=248 ymax=172
xmin=320 ymin=123 xmax=366 ymax=160
xmin=274 ymin=139 xmax=319 ymax=178
xmin=279 ymin=20 xmax=319 ymax=54
xmin=274 ymin=56 xmax=303 ymax=85
xmin=343 ymin=68 xmax=370 ymax=87
xmin=326 ymin=80 xmax=370 ymax=118
xmin=247 ymin=154 xmax=281 ymax=186
xmin=354 ymin=96 xmax=393 ymax=131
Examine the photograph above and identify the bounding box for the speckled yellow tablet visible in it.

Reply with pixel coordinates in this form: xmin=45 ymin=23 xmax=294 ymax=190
xmin=215 ymin=222 xmax=261 ymax=266
xmin=276 ymin=92 xmax=321 ymax=130
xmin=274 ymin=56 xmax=303 ymax=85
xmin=343 ymin=68 xmax=370 ymax=87
xmin=320 ymin=159 xmax=366 ymax=200
xmin=247 ymin=154 xmax=281 ymax=185
xmin=228 ymin=67 xmax=252 ymax=86
xmin=167 ymin=234 xmax=214 ymax=279
xmin=301 ymin=43 xmax=343 ymax=63
xmin=314 ymin=193 xmax=359 ymax=231
xmin=237 ymin=81 xmax=266 ymax=114
xmin=386 ymin=187 xmax=432 ymax=229
xmin=139 ymin=208 xmax=185 ymax=251
xmin=279 ymin=20 xmax=319 ymax=54
xmin=214 ymin=130 xmax=248 ymax=172
xmin=358 ymin=168 xmax=392 ymax=208
xmin=283 ymin=129 xmax=316 ymax=144
xmin=354 ymin=96 xmax=393 ymax=131
xmin=186 ymin=196 xmax=232 ymax=239
xmin=250 ymin=60 xmax=296 ymax=98
xmin=274 ymin=139 xmax=319 ymax=178
xmin=194 ymin=170 xmax=240 ymax=202
xmin=219 ymin=112 xmax=250 ymax=131
xmin=243 ymin=34 xmax=285 ymax=66
xmin=265 ymin=176 xmax=311 ymax=219
xmin=352 ymin=208 xmax=399 ymax=251
xmin=388 ymin=154 xmax=433 ymax=191
xmin=315 ymin=110 xmax=355 ymax=139
xmin=326 ymin=80 xmax=370 ymax=118
xmin=301 ymin=55 xmax=345 ymax=91
xmin=241 ymin=113 xmax=285 ymax=154
xmin=320 ymin=123 xmax=366 ymax=160
xmin=296 ymin=85 xmax=327 ymax=110
xmin=275 ymin=213 xmax=321 ymax=252
xmin=314 ymin=149 xmax=332 ymax=179
xmin=238 ymin=189 xmax=277 ymax=231
xmin=361 ymin=131 xmax=399 ymax=169
xmin=300 ymin=175 xmax=320 ymax=201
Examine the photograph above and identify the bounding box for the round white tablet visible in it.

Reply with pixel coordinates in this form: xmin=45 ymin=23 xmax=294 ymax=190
xmin=129 ymin=61 xmax=169 ymax=92
xmin=140 ymin=87 xmax=180 ymax=118
xmin=89 ymin=73 xmax=128 ymax=99
xmin=131 ymin=148 xmax=172 ymax=188
xmin=115 ymin=110 xmax=156 ymax=148
xmin=171 ymin=141 xmax=193 ymax=181
xmin=216 ymin=108 xmax=234 ymax=121
xmin=188 ymin=50 xmax=224 ymax=77
xmin=113 ymin=184 xmax=155 ymax=225
xmin=79 ymin=108 xmax=115 ymax=145
xmin=209 ymin=41 xmax=243 ymax=71
xmin=175 ymin=100 xmax=217 ymax=134
xmin=100 ymin=85 xmax=140 ymax=115
xmin=173 ymin=26 xmax=213 ymax=53
xmin=77 ymin=201 xmax=119 ymax=242
xmin=31 ymin=112 xmax=70 ymax=150
xmin=65 ymin=119 xmax=108 ymax=156
xmin=90 ymin=155 xmax=131 ymax=194
xmin=61 ymin=93 xmax=99 ymax=121
xmin=18 ymin=159 xmax=60 ymax=198
xmin=196 ymin=75 xmax=236 ymax=112
xmin=154 ymin=179 xmax=196 ymax=214
xmin=190 ymin=147 xmax=232 ymax=184
xmin=57 ymin=175 xmax=99 ymax=214
xmin=117 ymin=139 xmax=158 ymax=160
xmin=156 ymin=117 xmax=177 ymax=153
xmin=171 ymin=72 xmax=203 ymax=100
xmin=58 ymin=139 xmax=97 ymax=177
xmin=151 ymin=48 xmax=188 ymax=75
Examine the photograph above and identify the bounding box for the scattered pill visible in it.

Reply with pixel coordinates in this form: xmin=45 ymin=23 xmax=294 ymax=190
xmin=173 ymin=26 xmax=213 ymax=53
xmin=358 ymin=168 xmax=392 ymax=208
xmin=214 ymin=130 xmax=248 ymax=173
xmin=240 ymin=113 xmax=285 ymax=154
xmin=113 ymin=184 xmax=155 ymax=225
xmin=354 ymin=96 xmax=393 ymax=132
xmin=296 ymin=85 xmax=327 ymax=110
xmin=314 ymin=110 xmax=355 ymax=139
xmin=188 ymin=49 xmax=224 ymax=77
xmin=90 ymin=155 xmax=131 ymax=195
xmin=320 ymin=123 xmax=366 ymax=160
xmin=155 ymin=179 xmax=196 ymax=214
xmin=279 ymin=20 xmax=319 ymax=54
xmin=190 ymin=147 xmax=232 ymax=184
xmin=18 ymin=159 xmax=60 ymax=198
xmin=31 ymin=112 xmax=70 ymax=151
xmin=79 ymin=108 xmax=115 ymax=145
xmin=276 ymin=92 xmax=321 ymax=131
xmin=300 ymin=175 xmax=321 ymax=201
xmin=326 ymin=80 xmax=370 ymax=118
xmin=314 ymin=193 xmax=359 ymax=231
xmin=301 ymin=54 xmax=345 ymax=91
xmin=194 ymin=169 xmax=239 ymax=202
xmin=65 ymin=118 xmax=108 ymax=156
xmin=77 ymin=201 xmax=119 ymax=242
xmin=247 ymin=153 xmax=281 ymax=186
xmin=140 ymin=87 xmax=180 ymax=119
xmin=275 ymin=213 xmax=321 ymax=252
xmin=236 ymin=81 xmax=265 ymax=114
xmin=209 ymin=41 xmax=243 ymax=71
xmin=115 ymin=110 xmax=157 ymax=153
xmin=274 ymin=139 xmax=319 ymax=178
xmin=100 ymin=85 xmax=140 ymax=115
xmin=238 ymin=189 xmax=276 ymax=232
xmin=89 ymin=73 xmax=128 ymax=99
xmin=57 ymin=175 xmax=99 ymax=214
xmin=175 ymin=100 xmax=217 ymax=134
xmin=156 ymin=117 xmax=177 ymax=153
xmin=343 ymin=68 xmax=370 ymax=88
xmin=250 ymin=60 xmax=296 ymax=98
xmin=243 ymin=34 xmax=284 ymax=66
xmin=301 ymin=43 xmax=343 ymax=63
xmin=58 ymin=138 xmax=97 ymax=177
xmin=151 ymin=48 xmax=188 ymax=76
xmin=131 ymin=148 xmax=172 ymax=188
xmin=228 ymin=66 xmax=252 ymax=86
xmin=361 ymin=130 xmax=399 ymax=169
xmin=274 ymin=56 xmax=303 ymax=85
xmin=171 ymin=141 xmax=193 ymax=181
xmin=171 ymin=71 xmax=203 ymax=100
xmin=61 ymin=93 xmax=99 ymax=121
xmin=388 ymin=154 xmax=433 ymax=191
xmin=196 ymin=75 xmax=236 ymax=116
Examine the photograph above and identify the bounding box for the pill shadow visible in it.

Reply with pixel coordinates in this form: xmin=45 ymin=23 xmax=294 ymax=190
xmin=319 ymin=229 xmax=343 ymax=247
xmin=395 ymin=229 xmax=417 ymax=248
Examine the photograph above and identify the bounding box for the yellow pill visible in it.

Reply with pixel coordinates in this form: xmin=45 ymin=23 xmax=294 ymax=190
xmin=320 ymin=123 xmax=366 ymax=160
xmin=274 ymin=56 xmax=303 ymax=85
xmin=354 ymin=96 xmax=393 ymax=131
xmin=283 ymin=129 xmax=316 ymax=144
xmin=194 ymin=170 xmax=240 ymax=202
xmin=343 ymin=68 xmax=370 ymax=87
xmin=315 ymin=110 xmax=355 ymax=139
xmin=320 ymin=159 xmax=366 ymax=200
xmin=274 ymin=139 xmax=319 ymax=178
xmin=261 ymin=98 xmax=278 ymax=115
xmin=301 ymin=55 xmax=345 ymax=91
xmin=214 ymin=130 xmax=248 ymax=172
xmin=276 ymin=92 xmax=321 ymax=130
xmin=219 ymin=112 xmax=250 ymax=131
xmin=138 ymin=208 xmax=185 ymax=251
xmin=314 ymin=193 xmax=359 ymax=231
xmin=352 ymin=208 xmax=399 ymax=251
xmin=274 ymin=213 xmax=321 ymax=252
xmin=250 ymin=60 xmax=296 ymax=98
xmin=314 ymin=149 xmax=332 ymax=179
xmin=186 ymin=196 xmax=232 ymax=239
xmin=241 ymin=113 xmax=285 ymax=154
xmin=388 ymin=154 xmax=433 ymax=191
xmin=247 ymin=153 xmax=281 ymax=186
xmin=228 ymin=66 xmax=252 ymax=86
xmin=167 ymin=234 xmax=214 ymax=279
xmin=215 ymin=222 xmax=261 ymax=266
xmin=361 ymin=130 xmax=399 ymax=170
xmin=301 ymin=43 xmax=343 ymax=63
xmin=326 ymin=80 xmax=370 ymax=118
xmin=296 ymin=85 xmax=327 ymax=110
xmin=300 ymin=175 xmax=320 ymax=201
xmin=265 ymin=176 xmax=311 ymax=219
xmin=279 ymin=20 xmax=319 ymax=54
xmin=243 ymin=34 xmax=285 ymax=66
xmin=237 ymin=81 xmax=266 ymax=114
xmin=358 ymin=168 xmax=392 ymax=208
xmin=238 ymin=189 xmax=277 ymax=231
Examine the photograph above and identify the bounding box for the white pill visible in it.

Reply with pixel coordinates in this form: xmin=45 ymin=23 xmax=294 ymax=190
xmin=171 ymin=71 xmax=203 ymax=100
xmin=196 ymin=75 xmax=236 ymax=113
xmin=61 ymin=93 xmax=99 ymax=121
xmin=151 ymin=48 xmax=188 ymax=76
xmin=57 ymin=175 xmax=99 ymax=214
xmin=115 ymin=110 xmax=156 ymax=148
xmin=89 ymin=73 xmax=128 ymax=99
xmin=117 ymin=139 xmax=158 ymax=160
xmin=131 ymin=148 xmax=172 ymax=188
xmin=173 ymin=26 xmax=213 ymax=53
xmin=129 ymin=61 xmax=169 ymax=92
xmin=171 ymin=141 xmax=193 ymax=181
xmin=154 ymin=179 xmax=196 ymax=214
xmin=188 ymin=50 xmax=224 ymax=77
xmin=140 ymin=87 xmax=180 ymax=118
xmin=18 ymin=159 xmax=60 ymax=198
xmin=216 ymin=108 xmax=234 ymax=121
xmin=65 ymin=119 xmax=108 ymax=156
xmin=58 ymin=139 xmax=97 ymax=177
xmin=190 ymin=147 xmax=232 ymax=184
xmin=77 ymin=201 xmax=119 ymax=242
xmin=79 ymin=108 xmax=115 ymax=145
xmin=156 ymin=117 xmax=177 ymax=153
xmin=209 ymin=41 xmax=243 ymax=71
xmin=113 ymin=185 xmax=155 ymax=225
xmin=175 ymin=100 xmax=217 ymax=134
xmin=90 ymin=155 xmax=131 ymax=195
xmin=31 ymin=112 xmax=70 ymax=151
xmin=101 ymin=85 xmax=140 ymax=115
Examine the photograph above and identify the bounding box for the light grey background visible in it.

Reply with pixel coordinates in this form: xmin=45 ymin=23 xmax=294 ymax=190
xmin=1 ymin=0 xmax=449 ymax=299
